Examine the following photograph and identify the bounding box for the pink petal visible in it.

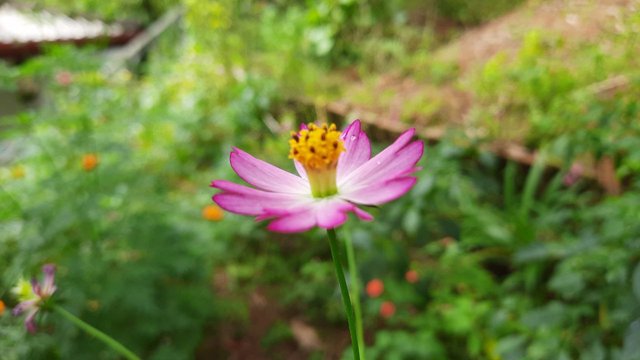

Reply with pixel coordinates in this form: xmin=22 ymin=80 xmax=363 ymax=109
xmin=12 ymin=300 xmax=37 ymax=316
xmin=315 ymin=200 xmax=353 ymax=229
xmin=41 ymin=264 xmax=56 ymax=296
xmin=267 ymin=209 xmax=317 ymax=233
xmin=30 ymin=278 xmax=41 ymax=297
xmin=212 ymin=180 xmax=276 ymax=195
xmin=265 ymin=199 xmax=365 ymax=233
xmin=349 ymin=140 xmax=423 ymax=190
xmin=212 ymin=180 xmax=309 ymax=216
xmin=340 ymin=129 xmax=423 ymax=193
xmin=353 ymin=206 xmax=374 ymax=221
xmin=343 ymin=177 xmax=417 ymax=205
xmin=369 ymin=140 xmax=423 ymax=180
xmin=230 ymin=148 xmax=309 ymax=194
xmin=337 ymin=120 xmax=371 ymax=181
xmin=25 ymin=308 xmax=39 ymax=333
xmin=339 ymin=128 xmax=416 ymax=188
xmin=294 ymin=160 xmax=308 ymax=180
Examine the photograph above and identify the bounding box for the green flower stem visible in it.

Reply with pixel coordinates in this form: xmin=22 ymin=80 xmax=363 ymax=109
xmin=327 ymin=229 xmax=360 ymax=360
xmin=52 ymin=305 xmax=141 ymax=360
xmin=344 ymin=230 xmax=366 ymax=360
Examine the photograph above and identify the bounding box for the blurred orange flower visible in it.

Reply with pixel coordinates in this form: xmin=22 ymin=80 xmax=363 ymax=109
xmin=82 ymin=154 xmax=99 ymax=171
xmin=202 ymin=205 xmax=224 ymax=221
xmin=380 ymin=301 xmax=396 ymax=318
xmin=366 ymin=278 xmax=384 ymax=298
xmin=405 ymin=270 xmax=419 ymax=283
xmin=0 ymin=300 xmax=5 ymax=315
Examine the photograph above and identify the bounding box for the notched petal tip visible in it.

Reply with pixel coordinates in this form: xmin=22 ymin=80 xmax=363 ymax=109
xmin=340 ymin=119 xmax=362 ymax=140
xmin=229 ymin=146 xmax=241 ymax=158
xmin=338 ymin=119 xmax=372 ymax=181
xmin=343 ymin=119 xmax=361 ymax=132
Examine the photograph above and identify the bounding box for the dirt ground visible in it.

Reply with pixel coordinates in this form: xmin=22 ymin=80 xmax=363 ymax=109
xmin=336 ymin=0 xmax=637 ymax=129
xmin=318 ymin=0 xmax=636 ymax=193
xmin=437 ymin=0 xmax=636 ymax=73
xmin=197 ymin=272 xmax=352 ymax=359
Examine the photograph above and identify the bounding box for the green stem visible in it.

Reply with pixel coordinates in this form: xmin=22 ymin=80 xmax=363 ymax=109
xmin=52 ymin=305 xmax=141 ymax=360
xmin=344 ymin=230 xmax=366 ymax=360
xmin=327 ymin=229 xmax=360 ymax=360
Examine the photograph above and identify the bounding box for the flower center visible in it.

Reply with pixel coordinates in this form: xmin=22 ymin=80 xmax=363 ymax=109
xmin=289 ymin=123 xmax=345 ymax=198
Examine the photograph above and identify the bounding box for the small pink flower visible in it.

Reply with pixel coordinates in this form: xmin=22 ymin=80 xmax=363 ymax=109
xmin=12 ymin=264 xmax=57 ymax=333
xmin=55 ymin=71 xmax=73 ymax=86
xmin=211 ymin=120 xmax=423 ymax=233
xmin=563 ymin=163 xmax=583 ymax=186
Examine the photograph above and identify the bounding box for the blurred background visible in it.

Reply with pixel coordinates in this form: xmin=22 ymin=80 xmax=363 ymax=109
xmin=1 ymin=0 xmax=639 ymax=359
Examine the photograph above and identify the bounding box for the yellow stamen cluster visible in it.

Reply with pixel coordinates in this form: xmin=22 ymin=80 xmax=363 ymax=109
xmin=289 ymin=123 xmax=345 ymax=171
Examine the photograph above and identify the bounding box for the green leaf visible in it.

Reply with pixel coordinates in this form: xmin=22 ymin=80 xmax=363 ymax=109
xmin=632 ymin=263 xmax=640 ymax=300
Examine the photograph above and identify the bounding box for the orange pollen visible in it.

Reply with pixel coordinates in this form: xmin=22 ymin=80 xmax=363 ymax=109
xmin=288 ymin=123 xmax=344 ymax=171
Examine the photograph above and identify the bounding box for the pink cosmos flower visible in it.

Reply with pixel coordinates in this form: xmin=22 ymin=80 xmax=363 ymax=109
xmin=211 ymin=120 xmax=424 ymax=233
xmin=563 ymin=163 xmax=583 ymax=186
xmin=12 ymin=264 xmax=57 ymax=333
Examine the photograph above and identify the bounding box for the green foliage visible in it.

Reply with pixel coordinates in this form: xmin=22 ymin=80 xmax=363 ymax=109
xmin=2 ymin=1 xmax=640 ymax=359
xmin=261 ymin=321 xmax=293 ymax=349
xmin=27 ymin=0 xmax=172 ymax=22
xmin=367 ymin=330 xmax=446 ymax=360
xmin=337 ymin=141 xmax=640 ymax=359
xmin=433 ymin=0 xmax=525 ymax=25
xmin=472 ymin=26 xmax=640 ymax=158
xmin=0 ymin=40 xmax=233 ymax=359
